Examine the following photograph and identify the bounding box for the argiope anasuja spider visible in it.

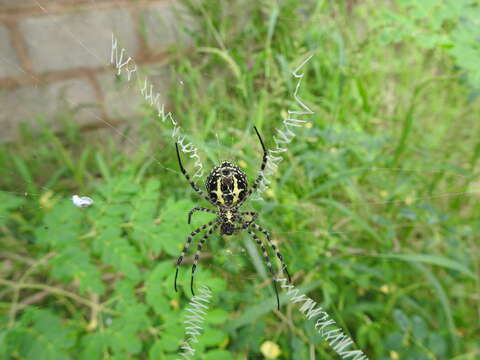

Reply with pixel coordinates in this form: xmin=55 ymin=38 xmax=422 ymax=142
xmin=174 ymin=126 xmax=291 ymax=310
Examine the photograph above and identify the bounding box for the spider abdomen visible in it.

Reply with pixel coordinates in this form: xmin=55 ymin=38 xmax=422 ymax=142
xmin=205 ymin=161 xmax=248 ymax=207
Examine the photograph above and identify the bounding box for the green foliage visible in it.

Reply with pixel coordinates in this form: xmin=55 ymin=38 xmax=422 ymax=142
xmin=5 ymin=308 xmax=76 ymax=360
xmin=374 ymin=0 xmax=480 ymax=92
xmin=1 ymin=171 xmax=231 ymax=359
xmin=1 ymin=0 xmax=479 ymax=359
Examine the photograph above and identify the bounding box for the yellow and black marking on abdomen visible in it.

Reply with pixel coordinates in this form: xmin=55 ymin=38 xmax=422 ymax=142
xmin=205 ymin=161 xmax=248 ymax=207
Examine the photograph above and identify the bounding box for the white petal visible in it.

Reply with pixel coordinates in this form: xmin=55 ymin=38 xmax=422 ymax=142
xmin=72 ymin=195 xmax=94 ymax=208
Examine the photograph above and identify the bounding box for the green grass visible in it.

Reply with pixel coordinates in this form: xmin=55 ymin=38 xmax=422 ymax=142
xmin=1 ymin=0 xmax=479 ymax=359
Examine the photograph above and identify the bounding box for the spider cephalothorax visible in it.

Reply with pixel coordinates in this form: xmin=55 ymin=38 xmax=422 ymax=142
xmin=173 ymin=127 xmax=291 ymax=310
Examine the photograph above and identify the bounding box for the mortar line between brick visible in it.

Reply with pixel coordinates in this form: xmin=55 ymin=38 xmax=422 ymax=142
xmin=3 ymin=19 xmax=36 ymax=79
xmin=84 ymin=70 xmax=109 ymax=121
xmin=0 ymin=0 xmax=171 ymax=20
xmin=80 ymin=117 xmax=127 ymax=134
xmin=0 ymin=52 xmax=170 ymax=89
xmin=0 ymin=116 xmax=129 ymax=144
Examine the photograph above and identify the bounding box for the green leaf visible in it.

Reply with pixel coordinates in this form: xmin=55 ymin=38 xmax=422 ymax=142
xmin=94 ymin=228 xmax=141 ymax=280
xmin=112 ymin=303 xmax=150 ymax=334
xmin=105 ymin=328 xmax=142 ymax=355
xmin=291 ymin=336 xmax=308 ymax=360
xmin=102 ymin=303 xmax=149 ymax=356
xmin=145 ymin=261 xmax=175 ymax=314
xmin=204 ymin=349 xmax=233 ymax=360
xmin=411 ymin=315 xmax=428 ymax=342
xmin=156 ymin=332 xmax=180 ymax=352
xmin=35 ymin=202 xmax=84 ymax=248
xmin=206 ymin=309 xmax=229 ymax=325
xmin=113 ymin=279 xmax=138 ymax=305
xmin=0 ymin=192 xmax=25 ymax=213
xmin=8 ymin=308 xmax=76 ymax=360
xmin=148 ymin=340 xmax=164 ymax=360
xmin=393 ymin=309 xmax=410 ymax=331
xmin=154 ymin=199 xmax=205 ymax=256
xmin=148 ymin=340 xmax=170 ymax=360
xmin=199 ymin=328 xmax=227 ymax=347
xmin=0 ymin=192 xmax=25 ymax=226
xmin=202 ymin=277 xmax=227 ymax=294
xmin=80 ymin=333 xmax=109 ymax=360
xmin=50 ymin=245 xmax=105 ymax=294
xmin=428 ymin=333 xmax=448 ymax=358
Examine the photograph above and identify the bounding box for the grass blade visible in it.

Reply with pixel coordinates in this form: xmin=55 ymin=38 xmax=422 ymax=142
xmin=375 ymin=253 xmax=476 ymax=280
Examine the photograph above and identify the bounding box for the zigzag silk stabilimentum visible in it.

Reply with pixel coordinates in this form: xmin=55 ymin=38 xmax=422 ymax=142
xmin=176 ymin=285 xmax=212 ymax=359
xmin=277 ymin=277 xmax=369 ymax=359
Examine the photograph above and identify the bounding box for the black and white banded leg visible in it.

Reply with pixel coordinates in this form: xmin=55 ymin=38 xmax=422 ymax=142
xmin=234 ymin=211 xmax=258 ymax=231
xmin=237 ymin=126 xmax=267 ymax=207
xmin=247 ymin=228 xmax=280 ymax=311
xmin=251 ymin=223 xmax=291 ymax=283
xmin=176 ymin=143 xmax=214 ymax=205
xmin=174 ymin=220 xmax=216 ymax=292
xmin=191 ymin=224 xmax=218 ymax=296
xmin=188 ymin=207 xmax=217 ymax=224
xmin=240 ymin=211 xmax=258 ymax=228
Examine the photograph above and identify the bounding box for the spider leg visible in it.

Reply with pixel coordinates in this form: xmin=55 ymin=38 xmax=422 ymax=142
xmin=233 ymin=211 xmax=258 ymax=231
xmin=251 ymin=223 xmax=292 ymax=283
xmin=191 ymin=224 xmax=219 ymax=296
xmin=247 ymin=228 xmax=280 ymax=311
xmin=240 ymin=211 xmax=258 ymax=229
xmin=176 ymin=143 xmax=214 ymax=205
xmin=174 ymin=220 xmax=216 ymax=292
xmin=236 ymin=126 xmax=267 ymax=207
xmin=188 ymin=207 xmax=217 ymax=224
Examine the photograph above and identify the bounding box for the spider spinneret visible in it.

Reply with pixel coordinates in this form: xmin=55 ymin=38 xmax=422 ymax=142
xmin=173 ymin=126 xmax=291 ymax=310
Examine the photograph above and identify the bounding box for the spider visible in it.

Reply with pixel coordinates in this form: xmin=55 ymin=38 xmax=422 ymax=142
xmin=174 ymin=126 xmax=291 ymax=310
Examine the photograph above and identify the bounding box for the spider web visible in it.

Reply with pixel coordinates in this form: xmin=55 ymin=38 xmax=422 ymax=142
xmin=1 ymin=4 xmax=479 ymax=360
xmin=0 ymin=0 xmax=478 ymax=244
xmin=0 ymin=5 xmax=478 ymax=360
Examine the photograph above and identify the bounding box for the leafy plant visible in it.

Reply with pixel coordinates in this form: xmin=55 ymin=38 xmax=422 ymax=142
xmin=373 ymin=0 xmax=480 ymax=94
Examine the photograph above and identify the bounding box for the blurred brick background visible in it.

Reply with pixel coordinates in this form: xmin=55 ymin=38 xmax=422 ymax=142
xmin=0 ymin=0 xmax=189 ymax=142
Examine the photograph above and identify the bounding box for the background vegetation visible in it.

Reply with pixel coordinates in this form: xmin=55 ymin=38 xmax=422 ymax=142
xmin=1 ymin=0 xmax=479 ymax=359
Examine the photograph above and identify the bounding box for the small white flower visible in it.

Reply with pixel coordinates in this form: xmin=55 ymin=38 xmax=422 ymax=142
xmin=72 ymin=195 xmax=94 ymax=208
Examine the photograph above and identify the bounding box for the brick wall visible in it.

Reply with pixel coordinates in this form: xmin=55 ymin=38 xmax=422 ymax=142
xmin=0 ymin=0 xmax=188 ymax=142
